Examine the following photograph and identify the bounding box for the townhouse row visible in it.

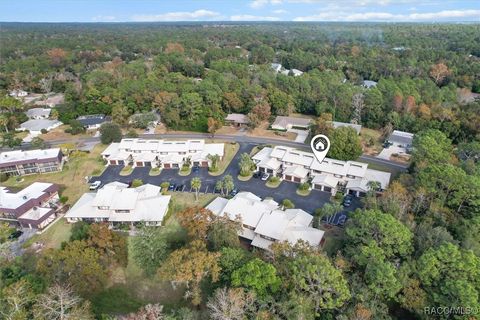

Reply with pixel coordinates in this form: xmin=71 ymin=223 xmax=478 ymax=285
xmin=252 ymin=146 xmax=391 ymax=197
xmin=101 ymin=138 xmax=224 ymax=169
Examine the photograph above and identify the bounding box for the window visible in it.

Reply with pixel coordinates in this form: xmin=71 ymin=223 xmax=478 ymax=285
xmin=260 ymin=234 xmax=276 ymax=241
xmin=115 ymin=210 xmax=130 ymax=213
xmin=98 ymin=206 xmax=109 ymax=210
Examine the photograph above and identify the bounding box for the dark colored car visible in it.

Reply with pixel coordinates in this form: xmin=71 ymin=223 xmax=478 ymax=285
xmin=192 ymin=165 xmax=200 ymax=173
xmin=253 ymin=171 xmax=262 ymax=178
xmin=343 ymin=194 xmax=353 ymax=207
xmin=168 ymin=183 xmax=176 ymax=191
xmin=230 ymin=188 xmax=238 ymax=196
xmin=8 ymin=230 xmax=23 ymax=240
xmin=175 ymin=184 xmax=184 ymax=191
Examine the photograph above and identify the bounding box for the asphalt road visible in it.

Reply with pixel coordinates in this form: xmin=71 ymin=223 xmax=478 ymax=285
xmin=91 ymin=142 xmax=361 ymax=215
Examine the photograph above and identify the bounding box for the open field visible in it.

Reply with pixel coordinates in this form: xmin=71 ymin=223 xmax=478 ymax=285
xmin=360 ymin=128 xmax=383 ymax=156
xmin=3 ymin=144 xmax=107 ymax=205
xmin=40 ymin=124 xmax=92 ymax=141
xmin=23 ymin=218 xmax=72 ymax=250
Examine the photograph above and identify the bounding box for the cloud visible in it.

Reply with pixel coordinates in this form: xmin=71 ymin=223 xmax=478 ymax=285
xmin=230 ymin=14 xmax=281 ymax=21
xmin=273 ymin=9 xmax=288 ymax=14
xmin=293 ymin=9 xmax=480 ymax=21
xmin=92 ymin=15 xmax=116 ymax=22
xmin=250 ymin=0 xmax=283 ymax=8
xmin=131 ymin=9 xmax=221 ymax=22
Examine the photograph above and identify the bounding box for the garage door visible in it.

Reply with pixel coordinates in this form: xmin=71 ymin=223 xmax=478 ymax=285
xmin=348 ymin=189 xmax=356 ymax=195
xmin=109 ymin=160 xmax=117 ymax=165
xmin=172 ymin=164 xmax=179 ymax=168
xmin=259 ymin=167 xmax=266 ymax=173
xmin=267 ymin=169 xmax=273 ymax=173
xmin=136 ymin=162 xmax=143 ymax=167
xmin=314 ymin=184 xmax=322 ymax=190
xmin=145 ymin=162 xmax=151 ymax=167
xmin=193 ymin=161 xmax=200 ymax=166
xmin=164 ymin=163 xmax=171 ymax=169
xmin=324 ymin=187 xmax=332 ymax=193
xmin=118 ymin=160 xmax=124 ymax=165
xmin=293 ymin=177 xmax=301 ymax=183
xmin=201 ymin=161 xmax=208 ymax=167
xmin=285 ymin=175 xmax=293 ymax=181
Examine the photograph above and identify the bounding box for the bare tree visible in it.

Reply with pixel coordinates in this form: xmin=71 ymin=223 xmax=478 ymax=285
xmin=0 ymin=279 xmax=35 ymax=320
xmin=33 ymin=284 xmax=94 ymax=320
xmin=119 ymin=304 xmax=165 ymax=320
xmin=351 ymin=93 xmax=364 ymax=124
xmin=207 ymin=287 xmax=255 ymax=320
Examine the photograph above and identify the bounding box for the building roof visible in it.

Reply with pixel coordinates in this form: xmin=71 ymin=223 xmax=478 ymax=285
xmin=20 ymin=119 xmax=62 ymax=132
xmin=76 ymin=114 xmax=109 ymax=127
xmin=65 ymin=183 xmax=171 ymax=222
xmin=362 ymin=80 xmax=378 ymax=88
xmin=283 ymin=165 xmax=309 ymax=179
xmin=272 ymin=116 xmax=312 ymax=129
xmin=388 ymin=130 xmax=414 ymax=146
xmin=311 ymin=174 xmax=340 ymax=188
xmin=330 ymin=121 xmax=362 ymax=134
xmin=0 ymin=182 xmax=57 ymax=210
xmin=225 ymin=113 xmax=248 ymax=124
xmin=26 ymin=108 xmax=51 ymax=119
xmin=0 ymin=148 xmax=61 ymax=168
xmin=19 ymin=207 xmax=53 ymax=221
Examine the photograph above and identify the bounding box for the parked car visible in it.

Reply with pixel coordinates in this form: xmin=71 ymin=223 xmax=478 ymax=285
xmin=192 ymin=165 xmax=200 ymax=173
xmin=343 ymin=194 xmax=353 ymax=207
xmin=253 ymin=171 xmax=262 ymax=178
xmin=261 ymin=173 xmax=270 ymax=181
xmin=8 ymin=230 xmax=23 ymax=240
xmin=382 ymin=140 xmax=393 ymax=148
xmin=175 ymin=184 xmax=184 ymax=192
xmin=89 ymin=181 xmax=102 ymax=190
xmin=230 ymin=188 xmax=238 ymax=196
xmin=168 ymin=183 xmax=176 ymax=191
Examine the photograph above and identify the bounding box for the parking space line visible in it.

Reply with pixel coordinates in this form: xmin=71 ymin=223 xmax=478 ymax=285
xmin=204 ymin=186 xmax=209 ymax=194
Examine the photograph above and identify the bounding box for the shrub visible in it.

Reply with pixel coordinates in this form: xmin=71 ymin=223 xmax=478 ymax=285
xmin=298 ymin=182 xmax=310 ymax=191
xmin=282 ymin=199 xmax=295 ymax=209
xmin=40 ymin=128 xmax=48 ymax=134
xmin=100 ymin=122 xmax=122 ymax=144
xmin=160 ymin=182 xmax=170 ymax=191
xmin=131 ymin=179 xmax=143 ymax=188
xmin=59 ymin=195 xmax=69 ymax=204
xmin=65 ymin=120 xmax=86 ymax=135
xmin=0 ymin=173 xmax=7 ymax=182
xmin=268 ymin=176 xmax=280 ymax=184
xmin=125 ymin=129 xmax=138 ymax=138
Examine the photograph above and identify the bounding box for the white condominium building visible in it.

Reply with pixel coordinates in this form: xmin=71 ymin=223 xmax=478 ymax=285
xmin=65 ymin=182 xmax=171 ymax=227
xmin=101 ymin=138 xmax=224 ymax=169
xmin=252 ymin=146 xmax=391 ymax=197
xmin=206 ymin=192 xmax=325 ymax=251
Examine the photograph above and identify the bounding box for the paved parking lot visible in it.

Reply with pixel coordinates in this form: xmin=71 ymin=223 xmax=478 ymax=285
xmin=91 ymin=142 xmax=361 ymax=216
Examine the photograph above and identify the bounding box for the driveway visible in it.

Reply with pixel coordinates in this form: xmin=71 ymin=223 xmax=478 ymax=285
xmin=91 ymin=142 xmax=361 ymax=216
xmin=8 ymin=228 xmax=37 ymax=257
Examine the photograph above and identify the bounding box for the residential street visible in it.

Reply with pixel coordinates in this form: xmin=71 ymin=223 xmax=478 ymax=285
xmin=91 ymin=142 xmax=361 ymax=215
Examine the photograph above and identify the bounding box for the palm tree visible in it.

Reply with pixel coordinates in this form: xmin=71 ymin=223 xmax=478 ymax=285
xmin=215 ymin=180 xmax=224 ymax=196
xmin=0 ymin=114 xmax=9 ymax=133
xmin=208 ymin=154 xmax=220 ymax=172
xmin=222 ymin=175 xmax=234 ymax=195
xmin=191 ymin=177 xmax=202 ymax=201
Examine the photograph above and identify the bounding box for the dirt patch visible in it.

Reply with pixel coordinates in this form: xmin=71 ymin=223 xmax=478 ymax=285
xmin=247 ymin=121 xmax=296 ymax=141
xmin=390 ymin=153 xmax=411 ymax=164
xmin=216 ymin=126 xmax=242 ymax=135
xmin=360 ymin=127 xmax=383 ymax=156
xmin=40 ymin=125 xmax=92 ymax=141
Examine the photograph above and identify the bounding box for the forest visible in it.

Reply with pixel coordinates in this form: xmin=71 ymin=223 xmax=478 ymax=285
xmin=0 ymin=22 xmax=479 ymax=319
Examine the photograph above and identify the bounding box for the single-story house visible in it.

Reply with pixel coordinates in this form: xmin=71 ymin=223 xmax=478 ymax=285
xmin=271 ymin=116 xmax=312 ymax=131
xmin=206 ymin=192 xmax=325 ymax=251
xmin=76 ymin=114 xmax=110 ymax=130
xmin=271 ymin=63 xmax=282 ymax=73
xmin=362 ymin=80 xmax=378 ymax=88
xmin=225 ymin=113 xmax=248 ymax=127
xmin=281 ymin=68 xmax=304 ymax=77
xmin=65 ymin=182 xmax=171 ymax=227
xmin=330 ymin=121 xmax=362 ymax=134
xmin=18 ymin=119 xmax=62 ymax=135
xmin=387 ymin=130 xmax=414 ymax=148
xmin=26 ymin=108 xmax=51 ymax=120
xmin=0 ymin=182 xmax=60 ymax=229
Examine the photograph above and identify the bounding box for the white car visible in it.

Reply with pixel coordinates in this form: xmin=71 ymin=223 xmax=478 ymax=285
xmin=89 ymin=181 xmax=102 ymax=190
xmin=261 ymin=173 xmax=270 ymax=181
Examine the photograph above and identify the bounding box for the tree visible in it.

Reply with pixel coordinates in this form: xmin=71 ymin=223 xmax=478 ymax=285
xmin=125 ymin=129 xmax=138 ymax=138
xmin=207 ymin=287 xmax=255 ymax=320
xmin=208 ymin=154 xmax=221 ymax=172
xmin=222 ymin=175 xmax=234 ymax=195
xmin=207 ymin=218 xmax=241 ymax=251
xmin=0 ymin=113 xmax=9 ymax=132
xmin=176 ymin=206 xmax=214 ymax=240
xmin=69 ymin=221 xmax=91 ymax=242
xmin=33 ymin=284 xmax=94 ymax=320
xmin=111 ymin=102 xmax=130 ymax=125
xmin=190 ymin=177 xmax=202 ymax=201
xmin=314 ymin=202 xmax=343 ymax=227
xmin=416 ymin=243 xmax=480 ymax=311
xmin=287 ymin=253 xmax=351 ymax=313
xmin=328 ymin=126 xmax=362 ymax=161
xmin=131 ymin=225 xmax=169 ymax=276
xmin=282 ymin=199 xmax=295 ymax=209
xmin=313 ymin=113 xmax=334 ymax=136
xmin=87 ymin=223 xmax=128 ymax=266
xmin=247 ymin=102 xmax=271 ymax=128
xmin=36 ymin=241 xmax=107 ymax=295
xmin=207 ymin=117 xmax=222 ymax=137
xmin=345 ymin=209 xmax=413 ymax=259
xmin=99 ymin=122 xmax=122 ymax=144
xmin=1 ymin=132 xmax=22 ymax=148
xmin=46 ymin=48 xmax=67 ymax=68
xmin=238 ymin=152 xmax=255 ymax=176
xmin=30 ymin=137 xmax=47 ymax=149
xmin=429 ymin=62 xmax=450 ymax=85
xmin=131 ymin=179 xmax=143 ymax=188
xmin=250 ymin=45 xmax=275 ymax=64
xmin=0 ymin=279 xmax=35 ymax=320
xmin=121 ymin=304 xmax=165 ymax=320
xmin=412 ymin=129 xmax=453 ymax=168
xmin=65 ymin=120 xmax=85 ymax=135
xmin=158 ymin=240 xmax=220 ymax=306
xmin=231 ymin=258 xmax=281 ymax=297
xmin=351 ymin=93 xmax=365 ymax=124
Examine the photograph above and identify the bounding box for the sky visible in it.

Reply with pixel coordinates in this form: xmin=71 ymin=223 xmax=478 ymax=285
xmin=0 ymin=0 xmax=479 ymax=23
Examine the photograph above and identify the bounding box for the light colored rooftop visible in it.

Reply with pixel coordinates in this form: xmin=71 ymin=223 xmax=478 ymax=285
xmin=272 ymin=116 xmax=312 ymax=129
xmin=225 ymin=113 xmax=248 ymax=124
xmin=19 ymin=206 xmax=52 ymax=221
xmin=330 ymin=121 xmax=362 ymax=134
xmin=26 ymin=108 xmax=51 ymax=118
xmin=0 ymin=182 xmax=55 ymax=209
xmin=19 ymin=119 xmax=62 ymax=132
xmin=0 ymin=148 xmax=60 ymax=166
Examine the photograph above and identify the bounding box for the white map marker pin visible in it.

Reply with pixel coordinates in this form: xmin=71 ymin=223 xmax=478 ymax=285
xmin=310 ymin=134 xmax=330 ymax=164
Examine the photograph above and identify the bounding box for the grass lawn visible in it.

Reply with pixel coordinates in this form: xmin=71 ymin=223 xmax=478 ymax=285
xmin=3 ymin=144 xmax=107 ymax=205
xmin=359 ymin=159 xmax=404 ymax=180
xmin=237 ymin=173 xmax=253 ymax=181
xmin=178 ymin=167 xmax=191 ymax=176
xmin=209 ymin=142 xmax=239 ymax=176
xmin=168 ymin=192 xmax=217 ymax=214
xmin=23 ymin=218 xmax=72 ymax=250
xmin=149 ymin=167 xmax=162 ymax=176
xmin=120 ymin=165 xmax=133 ymax=176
